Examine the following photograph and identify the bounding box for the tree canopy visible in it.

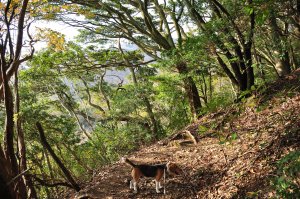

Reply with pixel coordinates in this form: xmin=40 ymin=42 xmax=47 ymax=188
xmin=0 ymin=0 xmax=299 ymax=198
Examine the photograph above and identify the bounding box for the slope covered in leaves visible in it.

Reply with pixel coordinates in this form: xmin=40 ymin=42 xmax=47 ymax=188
xmin=65 ymin=69 xmax=300 ymax=199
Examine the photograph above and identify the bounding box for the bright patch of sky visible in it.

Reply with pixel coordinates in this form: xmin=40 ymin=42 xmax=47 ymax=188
xmin=32 ymin=20 xmax=139 ymax=52
xmin=32 ymin=20 xmax=132 ymax=85
xmin=32 ymin=20 xmax=80 ymax=51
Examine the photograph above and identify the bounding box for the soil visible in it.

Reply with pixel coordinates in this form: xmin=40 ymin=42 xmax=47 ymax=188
xmin=64 ymin=69 xmax=300 ymax=199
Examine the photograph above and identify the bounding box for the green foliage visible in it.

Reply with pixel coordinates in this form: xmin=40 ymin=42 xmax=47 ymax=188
xmin=0 ymin=0 xmax=299 ymax=198
xmin=198 ymin=125 xmax=209 ymax=135
xmin=272 ymin=151 xmax=300 ymax=198
xmin=152 ymin=72 xmax=190 ymax=131
xmin=219 ymin=132 xmax=238 ymax=145
xmin=15 ymin=41 xmax=176 ymax=193
xmin=93 ymin=124 xmax=152 ymax=161
xmin=201 ymin=93 xmax=234 ymax=114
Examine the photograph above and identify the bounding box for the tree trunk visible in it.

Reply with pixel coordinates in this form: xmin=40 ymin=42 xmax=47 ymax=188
xmin=118 ymin=40 xmax=162 ymax=138
xmin=1 ymin=51 xmax=27 ymax=199
xmin=62 ymin=143 xmax=92 ymax=172
xmin=55 ymin=91 xmax=93 ymax=141
xmin=99 ymin=72 xmax=111 ymax=111
xmin=0 ymin=174 xmax=12 ymax=199
xmin=0 ymin=1 xmax=32 ymax=196
xmin=36 ymin=122 xmax=81 ymax=192
xmin=1 ymin=63 xmax=18 ymax=178
xmin=270 ymin=11 xmax=292 ymax=76
xmin=129 ymin=67 xmax=161 ymax=139
xmin=274 ymin=51 xmax=291 ymax=76
xmin=144 ymin=96 xmax=160 ymax=139
xmin=0 ymin=146 xmax=14 ymax=199
xmin=43 ymin=150 xmax=55 ymax=184
xmin=14 ymin=71 xmax=38 ymax=199
xmin=176 ymin=62 xmax=202 ymax=119
xmin=185 ymin=0 xmax=256 ymax=93
xmin=33 ymin=156 xmax=51 ymax=198
xmin=244 ymin=46 xmax=255 ymax=90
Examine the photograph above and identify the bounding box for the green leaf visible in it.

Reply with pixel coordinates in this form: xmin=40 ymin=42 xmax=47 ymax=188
xmin=230 ymin=132 xmax=238 ymax=140
xmin=244 ymin=6 xmax=254 ymax=15
xmin=198 ymin=125 xmax=208 ymax=134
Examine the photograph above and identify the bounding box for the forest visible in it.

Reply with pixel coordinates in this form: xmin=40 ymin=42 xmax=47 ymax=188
xmin=0 ymin=0 xmax=299 ymax=198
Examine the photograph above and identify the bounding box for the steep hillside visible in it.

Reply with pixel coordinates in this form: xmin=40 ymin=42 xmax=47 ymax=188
xmin=65 ymin=70 xmax=300 ymax=199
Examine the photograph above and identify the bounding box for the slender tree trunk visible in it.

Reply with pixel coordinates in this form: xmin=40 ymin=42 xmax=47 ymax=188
xmin=62 ymin=143 xmax=92 ymax=172
xmin=56 ymin=91 xmax=93 ymax=141
xmin=118 ymin=40 xmax=162 ymax=138
xmin=176 ymin=61 xmax=202 ymax=119
xmin=253 ymin=41 xmax=266 ymax=82
xmin=43 ymin=149 xmax=58 ymax=197
xmin=14 ymin=82 xmax=28 ymax=199
xmin=36 ymin=122 xmax=80 ymax=192
xmin=1 ymin=51 xmax=27 ymax=199
xmin=99 ymin=72 xmax=111 ymax=111
xmin=80 ymin=77 xmax=106 ymax=114
xmin=1 ymin=61 xmax=18 ymax=178
xmin=244 ymin=46 xmax=255 ymax=90
xmin=289 ymin=40 xmax=297 ymax=70
xmin=33 ymin=156 xmax=51 ymax=198
xmin=43 ymin=150 xmax=55 ymax=183
xmin=208 ymin=69 xmax=213 ymax=101
xmin=200 ymin=73 xmax=208 ymax=104
xmin=270 ymin=11 xmax=292 ymax=76
xmin=72 ymin=110 xmax=93 ymax=140
xmin=129 ymin=67 xmax=161 ymax=139
xmin=144 ymin=97 xmax=160 ymax=139
xmin=14 ymin=71 xmax=38 ymax=198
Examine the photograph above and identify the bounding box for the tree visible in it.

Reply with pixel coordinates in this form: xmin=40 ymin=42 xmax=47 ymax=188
xmin=36 ymin=122 xmax=80 ymax=192
xmin=0 ymin=0 xmax=34 ymax=198
xmin=254 ymin=0 xmax=300 ymax=77
xmin=54 ymin=0 xmax=202 ymax=118
xmin=183 ymin=0 xmax=256 ymax=93
xmin=118 ymin=40 xmax=162 ymax=139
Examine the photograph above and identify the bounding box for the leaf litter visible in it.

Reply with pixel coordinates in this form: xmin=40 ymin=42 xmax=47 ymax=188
xmin=63 ymin=69 xmax=300 ymax=199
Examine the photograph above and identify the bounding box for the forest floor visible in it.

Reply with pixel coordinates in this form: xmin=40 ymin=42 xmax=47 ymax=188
xmin=65 ymin=69 xmax=300 ymax=199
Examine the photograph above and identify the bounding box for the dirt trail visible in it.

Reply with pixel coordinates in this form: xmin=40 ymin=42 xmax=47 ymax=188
xmin=65 ymin=70 xmax=300 ymax=199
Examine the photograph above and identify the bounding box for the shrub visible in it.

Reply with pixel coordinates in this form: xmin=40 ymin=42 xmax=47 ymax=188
xmin=272 ymin=151 xmax=300 ymax=198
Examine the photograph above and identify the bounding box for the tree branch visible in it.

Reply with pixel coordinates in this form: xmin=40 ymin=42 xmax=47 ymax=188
xmin=80 ymin=76 xmax=106 ymax=114
xmin=36 ymin=122 xmax=81 ymax=192
xmin=30 ymin=175 xmax=74 ymax=189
